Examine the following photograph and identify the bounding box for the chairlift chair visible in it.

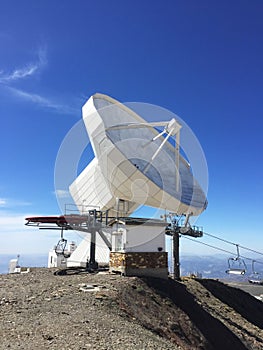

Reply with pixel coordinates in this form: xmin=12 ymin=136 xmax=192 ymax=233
xmin=226 ymin=245 xmax=247 ymax=275
xmin=55 ymin=228 xmax=71 ymax=258
xmin=248 ymin=260 xmax=263 ymax=284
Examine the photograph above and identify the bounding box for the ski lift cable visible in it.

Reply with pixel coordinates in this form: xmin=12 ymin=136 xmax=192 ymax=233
xmin=202 ymin=232 xmax=263 ymax=257
xmin=181 ymin=235 xmax=263 ymax=265
xmin=181 ymin=235 xmax=238 ymax=256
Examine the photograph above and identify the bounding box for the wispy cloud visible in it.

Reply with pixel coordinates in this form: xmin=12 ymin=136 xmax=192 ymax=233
xmin=0 ymin=213 xmax=51 ymax=254
xmin=0 ymin=46 xmax=78 ymax=116
xmin=7 ymin=86 xmax=79 ymax=116
xmin=0 ymin=198 xmax=32 ymax=209
xmin=0 ymin=212 xmax=82 ymax=255
xmin=2 ymin=65 xmax=38 ymax=82
xmin=0 ymin=213 xmax=29 ymax=230
xmin=0 ymin=198 xmax=7 ymax=206
xmin=0 ymin=47 xmax=47 ymax=84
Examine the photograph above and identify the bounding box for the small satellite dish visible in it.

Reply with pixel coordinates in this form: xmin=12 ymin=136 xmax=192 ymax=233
xmin=69 ymin=93 xmax=207 ymax=217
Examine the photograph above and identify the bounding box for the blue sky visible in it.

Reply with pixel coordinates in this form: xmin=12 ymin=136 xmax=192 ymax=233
xmin=0 ymin=1 xmax=263 ymax=258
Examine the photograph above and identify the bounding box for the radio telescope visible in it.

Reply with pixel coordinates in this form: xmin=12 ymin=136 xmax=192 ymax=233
xmin=26 ymin=93 xmax=208 ymax=279
xmin=69 ymin=93 xmax=208 ymax=218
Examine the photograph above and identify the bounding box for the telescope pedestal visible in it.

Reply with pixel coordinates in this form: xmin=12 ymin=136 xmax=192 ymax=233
xmin=109 ymin=251 xmax=168 ymax=279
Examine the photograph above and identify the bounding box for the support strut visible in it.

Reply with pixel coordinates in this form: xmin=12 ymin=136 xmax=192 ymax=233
xmin=86 ymin=228 xmax=98 ymax=270
xmin=173 ymin=232 xmax=180 ymax=280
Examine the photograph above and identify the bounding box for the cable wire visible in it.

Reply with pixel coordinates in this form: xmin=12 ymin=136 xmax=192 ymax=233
xmin=181 ymin=235 xmax=263 ymax=265
xmin=203 ymin=231 xmax=263 ymax=257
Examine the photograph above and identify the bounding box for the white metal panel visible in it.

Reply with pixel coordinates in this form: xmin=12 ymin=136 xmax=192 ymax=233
xmin=67 ymin=233 xmax=110 ymax=266
xmin=125 ymin=225 xmax=166 ymax=252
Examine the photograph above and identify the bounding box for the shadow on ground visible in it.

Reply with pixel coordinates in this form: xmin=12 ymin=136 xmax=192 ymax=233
xmin=197 ymin=279 xmax=263 ymax=329
xmin=141 ymin=277 xmax=249 ymax=350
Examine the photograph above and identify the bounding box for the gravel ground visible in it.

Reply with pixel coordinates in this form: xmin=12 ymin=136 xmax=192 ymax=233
xmin=0 ymin=268 xmax=178 ymax=350
xmin=0 ymin=268 xmax=262 ymax=350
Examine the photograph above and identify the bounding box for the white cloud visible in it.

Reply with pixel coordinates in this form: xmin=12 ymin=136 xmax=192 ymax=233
xmin=4 ymin=64 xmax=38 ymax=81
xmin=0 ymin=45 xmax=79 ymax=116
xmin=0 ymin=213 xmax=56 ymax=254
xmin=37 ymin=46 xmax=47 ymax=66
xmin=0 ymin=213 xmax=28 ymax=230
xmin=0 ymin=198 xmax=6 ymax=206
xmin=0 ymin=198 xmax=32 ymax=208
xmin=0 ymin=212 xmax=84 ymax=255
xmin=8 ymin=87 xmax=52 ymax=105
xmin=0 ymin=47 xmax=47 ymax=83
xmin=7 ymin=87 xmax=79 ymax=116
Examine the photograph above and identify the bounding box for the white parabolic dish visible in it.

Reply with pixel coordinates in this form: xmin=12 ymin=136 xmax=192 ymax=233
xmin=69 ymin=93 xmax=208 ymax=217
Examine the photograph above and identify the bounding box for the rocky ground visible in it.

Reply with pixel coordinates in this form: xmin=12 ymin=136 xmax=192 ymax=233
xmin=0 ymin=268 xmax=262 ymax=350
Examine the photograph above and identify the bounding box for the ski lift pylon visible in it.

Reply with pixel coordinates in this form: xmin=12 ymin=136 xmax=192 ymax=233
xmin=226 ymin=244 xmax=247 ymax=275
